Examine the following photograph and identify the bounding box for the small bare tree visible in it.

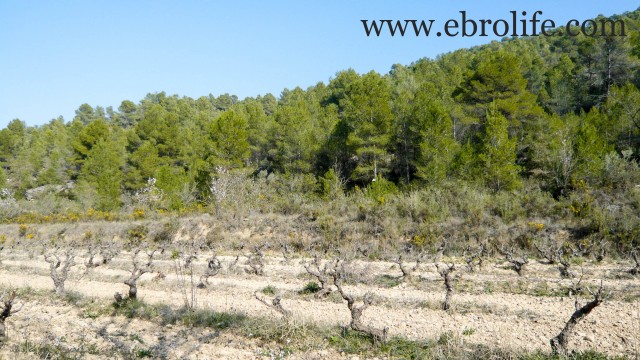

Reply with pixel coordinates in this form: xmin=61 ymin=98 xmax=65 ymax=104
xmin=557 ymin=255 xmax=576 ymax=279
xmin=245 ymin=244 xmax=266 ymax=276
xmin=254 ymin=291 xmax=291 ymax=318
xmin=463 ymin=243 xmax=486 ymax=273
xmin=120 ymin=248 xmax=156 ymax=300
xmin=436 ymin=263 xmax=457 ymax=311
xmin=495 ymin=244 xmax=528 ymax=276
xmin=303 ymin=254 xmax=335 ymax=298
xmin=331 ymin=261 xmax=388 ymax=343
xmin=394 ymin=251 xmax=425 ymax=283
xmin=198 ymin=254 xmax=222 ymax=288
xmin=84 ymin=235 xmax=120 ymax=275
xmin=0 ymin=291 xmax=23 ymax=342
xmin=44 ymin=247 xmax=76 ymax=295
xmin=550 ymin=281 xmax=610 ymax=355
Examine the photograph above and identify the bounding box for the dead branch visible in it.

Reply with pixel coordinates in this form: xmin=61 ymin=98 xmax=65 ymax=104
xmin=331 ymin=261 xmax=388 ymax=343
xmin=550 ymin=281 xmax=610 ymax=355
xmin=254 ymin=291 xmax=291 ymax=318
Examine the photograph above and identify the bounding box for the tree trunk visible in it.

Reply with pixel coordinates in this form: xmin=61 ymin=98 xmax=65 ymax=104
xmin=53 ymin=277 xmax=65 ymax=296
xmin=550 ymin=297 xmax=603 ymax=354
xmin=125 ymin=280 xmax=138 ymax=299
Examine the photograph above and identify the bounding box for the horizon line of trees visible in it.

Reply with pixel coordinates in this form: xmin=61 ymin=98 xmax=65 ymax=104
xmin=0 ymin=9 xmax=639 ymax=211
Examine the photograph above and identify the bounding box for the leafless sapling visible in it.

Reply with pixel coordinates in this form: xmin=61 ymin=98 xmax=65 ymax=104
xmin=303 ymin=254 xmax=334 ymax=298
xmin=550 ymin=281 xmax=610 ymax=355
xmin=331 ymin=261 xmax=388 ymax=343
xmin=495 ymin=244 xmax=529 ymax=276
xmin=44 ymin=247 xmax=76 ymax=295
xmin=173 ymin=246 xmax=198 ymax=311
xmin=254 ymin=291 xmax=291 ymax=318
xmin=0 ymin=291 xmax=23 ymax=342
xmin=436 ymin=263 xmax=457 ymax=311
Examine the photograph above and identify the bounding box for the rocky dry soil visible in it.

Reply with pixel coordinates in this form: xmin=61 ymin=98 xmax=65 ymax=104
xmin=0 ymin=250 xmax=639 ymax=359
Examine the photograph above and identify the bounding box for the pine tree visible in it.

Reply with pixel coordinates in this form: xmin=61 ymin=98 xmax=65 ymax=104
xmin=476 ymin=106 xmax=521 ymax=191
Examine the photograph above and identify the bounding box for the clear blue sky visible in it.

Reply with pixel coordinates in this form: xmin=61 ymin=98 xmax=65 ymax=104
xmin=0 ymin=0 xmax=638 ymax=128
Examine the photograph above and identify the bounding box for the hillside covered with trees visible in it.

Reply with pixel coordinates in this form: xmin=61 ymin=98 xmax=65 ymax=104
xmin=1 ymin=9 xmax=640 ymax=255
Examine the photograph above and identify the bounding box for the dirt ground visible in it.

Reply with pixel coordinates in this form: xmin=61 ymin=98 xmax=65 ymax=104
xmin=0 ymin=248 xmax=639 ymax=359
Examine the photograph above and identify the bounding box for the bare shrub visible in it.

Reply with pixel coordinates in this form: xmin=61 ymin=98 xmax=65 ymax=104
xmin=245 ymin=244 xmax=266 ymax=276
xmin=463 ymin=243 xmax=487 ymax=273
xmin=534 ymin=239 xmax=577 ymax=278
xmin=436 ymin=263 xmax=457 ymax=311
xmin=254 ymin=291 xmax=291 ymax=318
xmin=556 ymin=252 xmax=577 ymax=279
xmin=550 ymin=281 xmax=610 ymax=355
xmin=331 ymin=260 xmax=388 ymax=343
xmin=394 ymin=250 xmax=426 ymax=283
xmin=0 ymin=291 xmax=23 ymax=342
xmin=198 ymin=254 xmax=222 ymax=288
xmin=495 ymin=244 xmax=528 ymax=276
xmin=83 ymin=231 xmax=120 ymax=274
xmin=121 ymin=248 xmax=156 ymax=300
xmin=44 ymin=247 xmax=77 ymax=296
xmin=533 ymin=239 xmax=563 ymax=265
xmin=172 ymin=245 xmax=198 ymax=310
xmin=303 ymin=254 xmax=335 ymax=298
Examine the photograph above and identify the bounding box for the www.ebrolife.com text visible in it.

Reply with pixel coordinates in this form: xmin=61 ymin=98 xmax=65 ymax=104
xmin=361 ymin=11 xmax=626 ymax=38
